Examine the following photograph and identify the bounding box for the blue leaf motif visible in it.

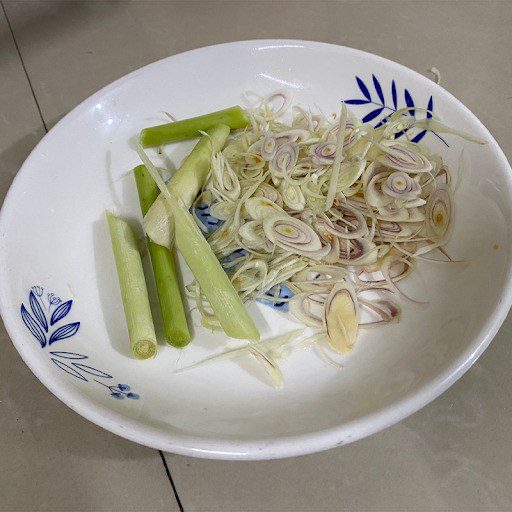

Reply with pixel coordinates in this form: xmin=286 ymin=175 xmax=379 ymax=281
xmin=257 ymin=284 xmax=293 ymax=312
xmin=51 ymin=359 xmax=87 ymax=381
xmin=50 ymin=351 xmax=87 ymax=360
xmin=50 ymin=300 xmax=72 ymax=326
xmin=427 ymin=96 xmax=433 ymax=119
xmin=362 ymin=107 xmax=384 ymax=123
xmin=71 ymin=363 xmax=112 ymax=379
xmin=372 ymin=75 xmax=385 ymax=104
xmin=22 ymin=286 xmax=140 ymax=399
xmin=433 ymin=132 xmax=449 ymax=147
xmin=356 ymin=77 xmax=372 ymax=101
xmin=48 ymin=322 xmax=80 ymax=344
xmin=411 ymin=130 xmax=427 ymax=143
xmin=391 ymin=80 xmax=397 ymax=109
xmin=21 ymin=304 xmax=46 ymax=347
xmin=193 ymin=203 xmax=223 ymax=234
xmin=404 ymin=89 xmax=415 ymax=116
xmin=29 ymin=291 xmax=48 ymax=332
xmin=344 ymin=99 xmax=370 ymax=105
xmin=374 ymin=113 xmax=392 ymax=129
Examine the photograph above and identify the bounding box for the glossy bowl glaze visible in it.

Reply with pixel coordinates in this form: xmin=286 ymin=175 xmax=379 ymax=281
xmin=1 ymin=40 xmax=511 ymax=459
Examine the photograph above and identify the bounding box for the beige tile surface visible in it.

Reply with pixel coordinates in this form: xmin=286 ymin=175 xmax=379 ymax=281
xmin=4 ymin=0 xmax=512 ymax=161
xmin=0 ymin=7 xmax=178 ymax=512
xmin=1 ymin=0 xmax=511 ymax=510
xmin=166 ymin=313 xmax=512 ymax=511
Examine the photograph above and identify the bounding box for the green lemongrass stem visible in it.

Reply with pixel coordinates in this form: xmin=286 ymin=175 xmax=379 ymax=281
xmin=135 ymin=143 xmax=260 ymax=341
xmin=140 ymin=106 xmax=249 ymax=147
xmin=144 ymin=124 xmax=230 ymax=249
xmin=106 ymin=211 xmax=157 ymax=359
xmin=325 ymin=102 xmax=347 ymax=211
xmin=134 ymin=165 xmax=191 ymax=348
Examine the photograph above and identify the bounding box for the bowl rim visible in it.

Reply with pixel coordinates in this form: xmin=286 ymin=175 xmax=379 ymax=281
xmin=1 ymin=39 xmax=511 ymax=460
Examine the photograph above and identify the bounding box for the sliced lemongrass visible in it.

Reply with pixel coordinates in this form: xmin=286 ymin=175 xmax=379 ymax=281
xmin=144 ymin=124 xmax=230 ymax=249
xmin=175 ymin=330 xmax=303 ymax=383
xmin=325 ymin=102 xmax=347 ymax=211
xmin=135 ymin=143 xmax=260 ymax=341
xmin=325 ymin=283 xmax=359 ymax=354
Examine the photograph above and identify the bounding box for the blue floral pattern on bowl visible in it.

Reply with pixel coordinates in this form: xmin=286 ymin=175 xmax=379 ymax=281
xmin=20 ymin=286 xmax=140 ymax=400
xmin=345 ymin=74 xmax=449 ymax=147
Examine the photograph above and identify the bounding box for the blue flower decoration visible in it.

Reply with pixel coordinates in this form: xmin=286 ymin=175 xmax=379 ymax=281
xmin=48 ymin=293 xmax=62 ymax=305
xmin=31 ymin=286 xmax=44 ymax=297
xmin=105 ymin=384 xmax=139 ymax=400
xmin=21 ymin=286 xmax=141 ymax=400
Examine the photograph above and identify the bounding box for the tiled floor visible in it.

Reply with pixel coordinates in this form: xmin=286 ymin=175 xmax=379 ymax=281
xmin=0 ymin=1 xmax=511 ymax=511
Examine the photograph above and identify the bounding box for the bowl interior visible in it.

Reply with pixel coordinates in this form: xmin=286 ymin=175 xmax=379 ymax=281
xmin=1 ymin=41 xmax=511 ymax=458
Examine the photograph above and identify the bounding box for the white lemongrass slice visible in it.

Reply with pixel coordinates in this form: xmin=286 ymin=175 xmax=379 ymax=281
xmin=280 ymin=182 xmax=306 ymax=211
xmin=261 ymin=132 xmax=278 ymax=161
xmin=325 ymin=283 xmax=359 ymax=354
xmin=337 ymin=158 xmax=366 ymax=191
xmin=324 ymin=103 xmax=348 ymax=212
xmin=209 ymin=200 xmax=236 ymax=221
xmin=378 ymin=141 xmax=433 ymax=173
xmin=253 ymin=182 xmax=284 ymax=207
xmin=244 ymin=197 xmax=287 ymax=220
xmin=263 ymin=216 xmax=322 ymax=253
xmin=426 ymin=185 xmax=453 ymax=241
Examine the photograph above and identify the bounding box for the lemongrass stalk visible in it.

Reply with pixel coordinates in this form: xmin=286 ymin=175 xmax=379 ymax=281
xmin=135 ymin=143 xmax=260 ymax=341
xmin=325 ymin=102 xmax=347 ymax=211
xmin=106 ymin=211 xmax=157 ymax=359
xmin=413 ymin=118 xmax=487 ymax=144
xmin=144 ymin=124 xmax=230 ymax=249
xmin=173 ymin=200 xmax=260 ymax=340
xmin=140 ymin=106 xmax=248 ymax=148
xmin=134 ymin=165 xmax=191 ymax=348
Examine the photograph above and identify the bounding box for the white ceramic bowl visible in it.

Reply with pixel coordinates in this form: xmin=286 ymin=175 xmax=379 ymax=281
xmin=1 ymin=40 xmax=511 ymax=460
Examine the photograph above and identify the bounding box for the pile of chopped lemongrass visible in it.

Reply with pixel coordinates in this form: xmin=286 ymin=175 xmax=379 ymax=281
xmin=180 ymin=89 xmax=484 ymax=383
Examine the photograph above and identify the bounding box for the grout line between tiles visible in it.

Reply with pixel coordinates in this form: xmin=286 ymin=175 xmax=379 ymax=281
xmin=159 ymin=450 xmax=185 ymax=512
xmin=1 ymin=0 xmax=48 ymax=133
xmin=2 ymin=3 xmax=184 ymax=510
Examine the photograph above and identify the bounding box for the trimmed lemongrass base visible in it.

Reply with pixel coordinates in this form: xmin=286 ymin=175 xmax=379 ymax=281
xmin=106 ymin=211 xmax=157 ymax=359
xmin=132 ymin=339 xmax=157 ymax=359
xmin=134 ymin=165 xmax=191 ymax=348
xmin=140 ymin=106 xmax=249 ymax=147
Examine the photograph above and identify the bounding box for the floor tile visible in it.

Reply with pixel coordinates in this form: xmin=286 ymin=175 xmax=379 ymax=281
xmin=3 ymin=0 xmax=511 ymax=160
xmin=2 ymin=1 xmax=512 ymax=510
xmin=0 ymin=7 xmax=177 ymax=511
xmin=0 ymin=3 xmax=45 ymax=204
xmin=165 ymin=312 xmax=512 ymax=512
